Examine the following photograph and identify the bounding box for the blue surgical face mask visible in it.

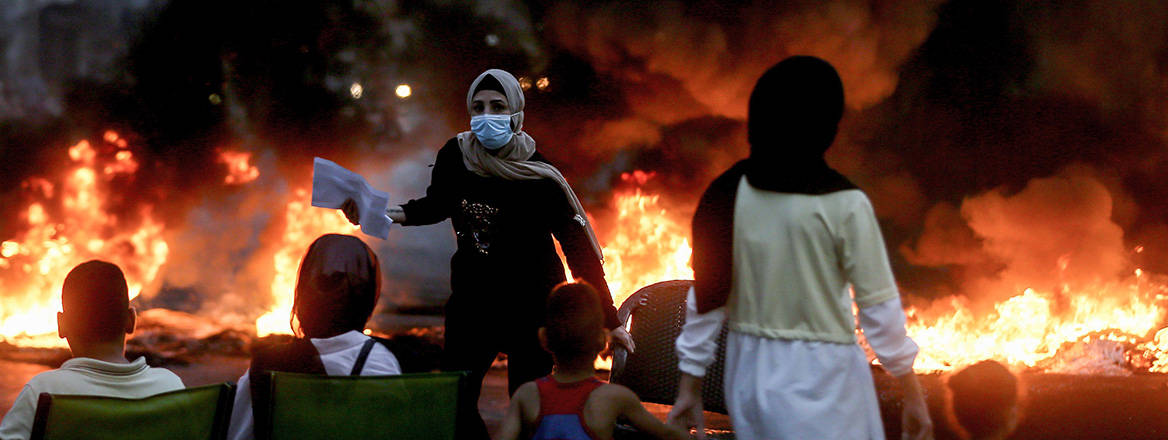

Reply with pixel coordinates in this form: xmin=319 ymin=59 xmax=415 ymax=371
xmin=470 ymin=114 xmax=514 ymax=150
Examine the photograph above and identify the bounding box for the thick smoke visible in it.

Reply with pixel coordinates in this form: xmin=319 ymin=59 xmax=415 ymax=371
xmin=535 ymin=0 xmax=943 ymax=197
xmin=904 ymin=167 xmax=1133 ymax=306
xmin=860 ymin=0 xmax=1168 ymax=297
xmin=3 ymin=0 xmax=1168 ymax=327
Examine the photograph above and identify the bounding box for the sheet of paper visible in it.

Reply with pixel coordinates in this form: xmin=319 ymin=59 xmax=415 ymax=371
xmin=310 ymin=157 xmax=392 ymax=239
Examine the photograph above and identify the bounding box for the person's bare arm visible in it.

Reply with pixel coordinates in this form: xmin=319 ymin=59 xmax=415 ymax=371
xmin=666 ymin=373 xmax=705 ymax=439
xmin=612 ymin=385 xmax=689 ymax=440
xmin=496 ymin=382 xmax=537 ymax=440
xmin=898 ymin=373 xmax=933 ymax=440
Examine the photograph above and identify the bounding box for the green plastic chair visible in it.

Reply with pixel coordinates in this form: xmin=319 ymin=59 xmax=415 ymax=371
xmin=30 ymin=383 xmax=235 ymax=440
xmin=267 ymin=371 xmax=465 ymax=440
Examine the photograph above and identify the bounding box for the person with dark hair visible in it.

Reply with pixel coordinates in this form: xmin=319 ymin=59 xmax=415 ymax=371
xmin=341 ymin=69 xmax=632 ymax=438
xmin=497 ymin=282 xmax=686 ymax=440
xmin=666 ymin=56 xmax=933 ymax=439
xmin=947 ymin=360 xmax=1020 ymax=440
xmin=0 ymin=260 xmax=184 ymax=440
xmin=227 ymin=234 xmax=401 ymax=440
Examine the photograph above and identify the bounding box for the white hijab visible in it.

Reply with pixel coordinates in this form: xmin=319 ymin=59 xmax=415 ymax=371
xmin=457 ymin=69 xmax=604 ymax=262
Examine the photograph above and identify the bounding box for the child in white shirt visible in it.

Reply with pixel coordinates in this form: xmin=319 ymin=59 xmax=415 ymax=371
xmin=0 ymin=260 xmax=184 ymax=440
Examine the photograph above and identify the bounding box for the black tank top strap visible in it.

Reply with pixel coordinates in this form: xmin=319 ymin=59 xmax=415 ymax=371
xmin=349 ymin=338 xmax=378 ymax=375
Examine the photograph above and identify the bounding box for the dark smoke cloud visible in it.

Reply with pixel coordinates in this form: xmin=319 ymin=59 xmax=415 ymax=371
xmin=3 ymin=0 xmax=1168 ymax=321
xmin=859 ymin=0 xmax=1168 ymax=294
xmin=904 ymin=166 xmax=1132 ymax=305
xmin=525 ymin=0 xmax=944 ymax=212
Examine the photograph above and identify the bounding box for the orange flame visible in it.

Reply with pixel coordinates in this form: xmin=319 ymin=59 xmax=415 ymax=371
xmin=600 ymin=173 xmax=693 ymax=308
xmin=219 ymin=150 xmax=260 ymax=185
xmin=592 ymin=173 xmax=1168 ymax=375
xmin=905 ymin=277 xmax=1168 ymax=373
xmin=0 ymin=135 xmax=169 ymax=347
xmin=254 ymin=188 xmax=360 ymax=337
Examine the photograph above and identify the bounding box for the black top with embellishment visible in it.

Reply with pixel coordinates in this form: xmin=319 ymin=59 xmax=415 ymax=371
xmin=400 ymin=138 xmax=620 ymax=329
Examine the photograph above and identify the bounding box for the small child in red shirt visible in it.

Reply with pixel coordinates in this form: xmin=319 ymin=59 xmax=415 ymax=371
xmin=497 ymin=281 xmax=688 ymax=440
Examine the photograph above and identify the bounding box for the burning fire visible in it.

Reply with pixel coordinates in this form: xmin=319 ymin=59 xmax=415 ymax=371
xmin=4 ymin=145 xmax=1166 ymax=378
xmin=254 ymin=188 xmax=359 ymax=337
xmin=598 ymin=171 xmax=1168 ymax=375
xmin=905 ymin=270 xmax=1168 ymax=374
xmin=600 ymin=171 xmax=693 ymax=307
xmin=0 ymin=133 xmax=169 ymax=347
xmin=219 ymin=150 xmax=260 ymax=185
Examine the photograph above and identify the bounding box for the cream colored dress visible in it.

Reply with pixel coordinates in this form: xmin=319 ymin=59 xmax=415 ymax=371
xmin=677 ymin=178 xmax=919 ymax=439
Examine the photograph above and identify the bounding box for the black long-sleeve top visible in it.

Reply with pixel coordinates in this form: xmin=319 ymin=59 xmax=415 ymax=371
xmin=400 ymin=138 xmax=620 ymax=330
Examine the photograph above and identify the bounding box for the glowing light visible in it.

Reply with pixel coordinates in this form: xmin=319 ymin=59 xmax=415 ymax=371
xmin=620 ymin=170 xmax=656 ymax=185
xmin=218 ymin=150 xmax=260 ymax=185
xmin=518 ymin=77 xmax=532 ymax=91
xmin=590 ymin=171 xmax=1168 ymax=375
xmin=208 ymin=94 xmax=222 ymax=105
xmin=102 ymin=130 xmax=127 ymax=148
xmin=350 ymin=82 xmax=363 ymax=99
xmin=395 ymin=84 xmax=412 ymax=99
xmin=906 ymin=277 xmax=1168 ymax=373
xmin=68 ymin=140 xmax=94 ymax=162
xmin=600 ymin=175 xmax=693 ymax=307
xmin=1135 ymin=245 xmax=1145 ymax=253
xmin=104 ymin=149 xmax=138 ymax=175
xmin=1 ymin=135 xmax=168 ymax=347
xmin=1 ymin=241 xmax=18 ymax=258
xmin=484 ymin=33 xmax=500 ymax=46
xmin=255 ymin=188 xmax=360 ymax=337
xmin=535 ymin=77 xmax=550 ymax=91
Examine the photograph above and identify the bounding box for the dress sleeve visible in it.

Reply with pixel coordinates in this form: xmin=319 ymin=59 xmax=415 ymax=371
xmin=840 ymin=194 xmax=900 ymax=308
xmin=676 ymin=286 xmax=726 ymax=377
xmin=0 ymin=384 xmax=37 ymax=440
xmin=548 ymin=182 xmax=620 ymax=329
xmin=858 ymin=297 xmax=919 ymax=377
xmin=840 ymin=193 xmax=918 ymax=376
xmin=400 ymin=139 xmax=461 ymax=226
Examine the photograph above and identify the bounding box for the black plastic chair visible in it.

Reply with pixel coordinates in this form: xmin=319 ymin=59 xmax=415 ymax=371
xmin=610 ymin=280 xmax=731 ymax=438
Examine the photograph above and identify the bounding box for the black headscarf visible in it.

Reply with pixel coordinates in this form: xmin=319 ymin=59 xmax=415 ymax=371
xmin=691 ymin=56 xmax=857 ymax=313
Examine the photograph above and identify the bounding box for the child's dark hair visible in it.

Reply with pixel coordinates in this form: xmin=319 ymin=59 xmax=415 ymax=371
xmin=947 ymin=360 xmax=1019 ymax=439
xmin=291 ymin=234 xmax=381 ymax=338
xmin=544 ymin=281 xmax=606 ymax=366
xmin=61 ymin=260 xmax=130 ymax=342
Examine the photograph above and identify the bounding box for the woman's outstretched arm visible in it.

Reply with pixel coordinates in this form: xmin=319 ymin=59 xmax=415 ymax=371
xmin=345 ymin=139 xmax=461 ymax=227
xmin=398 ymin=139 xmax=462 ymax=226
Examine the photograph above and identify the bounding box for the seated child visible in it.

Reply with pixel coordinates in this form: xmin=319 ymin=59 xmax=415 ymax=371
xmin=227 ymin=234 xmax=402 ymax=440
xmin=497 ymin=281 xmax=688 ymax=440
xmin=946 ymin=360 xmax=1020 ymax=440
xmin=0 ymin=260 xmax=185 ymax=440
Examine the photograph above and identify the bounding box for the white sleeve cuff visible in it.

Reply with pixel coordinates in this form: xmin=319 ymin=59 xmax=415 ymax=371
xmin=678 ymin=358 xmax=709 ymax=377
xmin=858 ymin=296 xmax=919 ymax=377
xmin=676 ymin=286 xmax=726 ymax=378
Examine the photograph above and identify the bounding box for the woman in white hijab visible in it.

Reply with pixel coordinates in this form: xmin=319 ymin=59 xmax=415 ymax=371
xmin=343 ymin=69 xmax=632 ymax=438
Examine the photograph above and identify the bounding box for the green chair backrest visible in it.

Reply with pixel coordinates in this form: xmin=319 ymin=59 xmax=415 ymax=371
xmin=268 ymin=371 xmax=464 ymax=440
xmin=30 ymin=383 xmax=235 ymax=440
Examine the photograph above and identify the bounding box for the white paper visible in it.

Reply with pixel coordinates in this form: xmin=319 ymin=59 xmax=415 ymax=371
xmin=311 ymin=157 xmax=392 ymax=239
